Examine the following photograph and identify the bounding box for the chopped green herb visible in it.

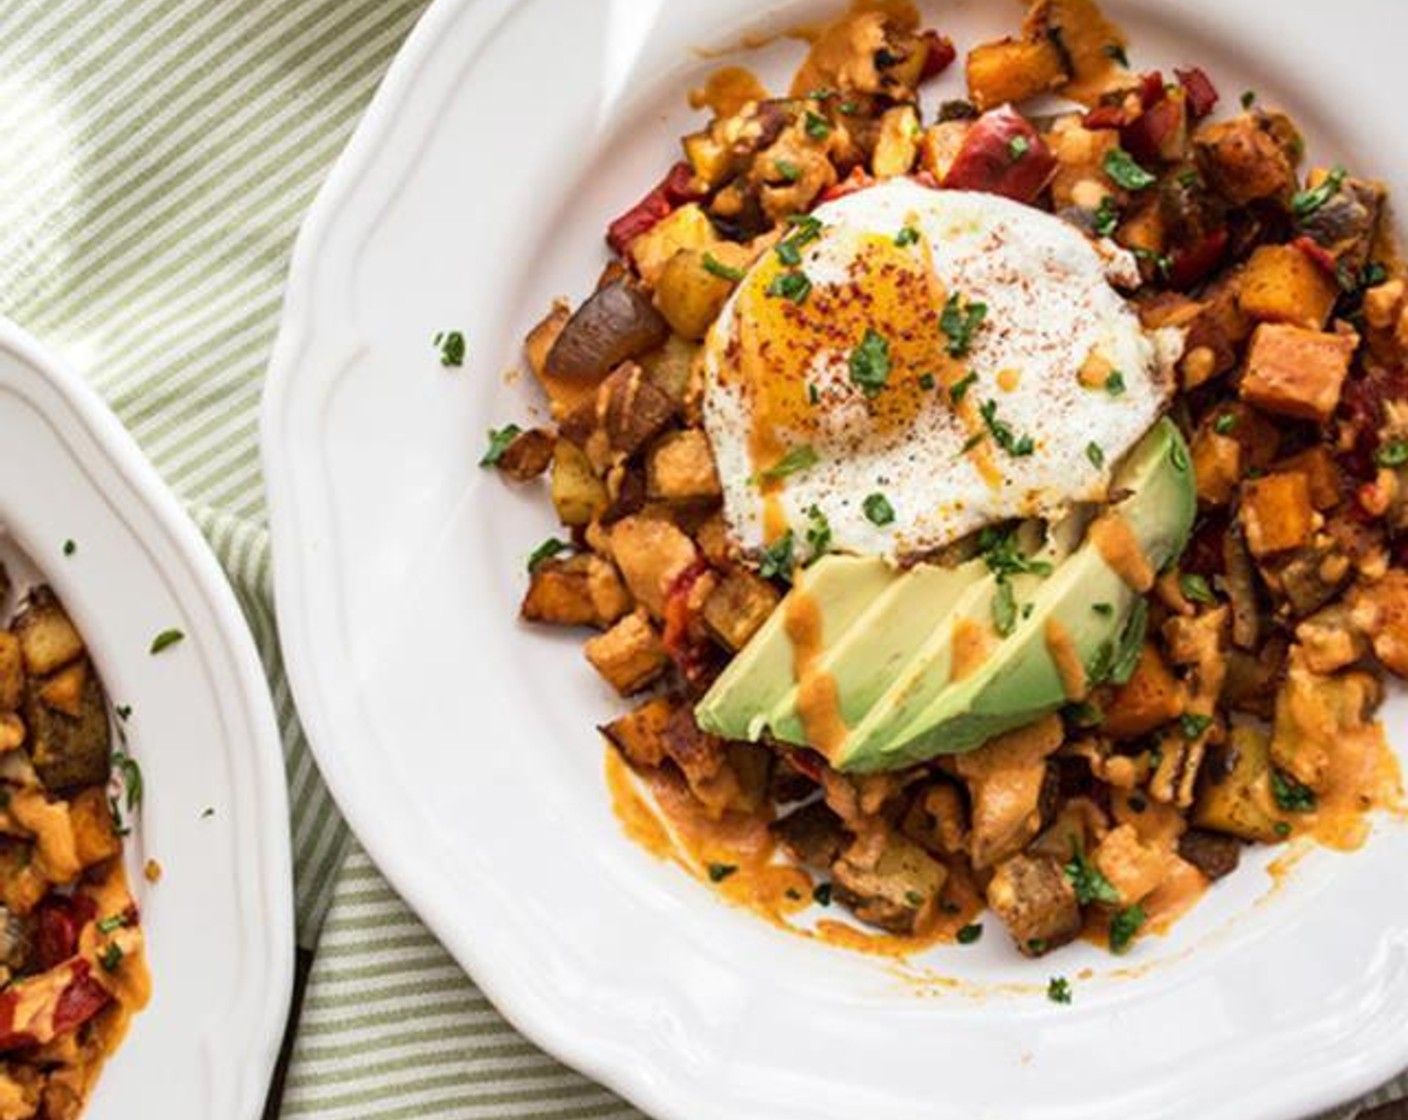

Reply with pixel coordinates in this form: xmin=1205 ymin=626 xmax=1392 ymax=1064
xmin=1132 ymin=246 xmax=1173 ymax=278
xmin=848 ymin=328 xmax=892 ymax=397
xmin=918 ymin=372 xmax=936 ymax=391
xmin=979 ymin=399 xmax=1035 ymax=456
xmin=1149 ymin=745 xmax=1165 ymax=770
xmin=957 ymin=923 xmax=984 ymax=945
xmin=1274 ymin=821 xmax=1292 ymax=839
xmin=1109 ymin=904 xmax=1146 ymax=954
xmin=940 ymin=899 xmax=962 ymax=915
xmin=776 ymin=215 xmax=823 ymax=266
xmin=479 ymin=423 xmax=522 ymax=467
xmin=767 ymin=270 xmax=813 ymax=303
xmin=62 ymin=539 xmax=76 ymax=557
xmin=100 ymin=943 xmax=124 ymax=973
xmin=1066 ymin=701 xmax=1104 ymax=727
xmin=759 ymin=531 xmax=796 ymax=582
xmin=1240 ymin=89 xmax=1257 ymax=109
xmin=1213 ymin=413 xmax=1238 ymax=435
xmin=201 ymin=807 xmax=215 ymax=819
xmin=1047 ymin=976 xmax=1073 ymax=1004
xmin=1128 ymin=793 xmax=1148 ymax=812
xmin=904 ymin=889 xmax=925 ymax=907
xmin=1362 ymin=262 xmax=1389 ymax=289
xmin=1065 ymin=846 xmax=1120 ymax=905
xmin=1375 ymin=440 xmax=1408 ymax=468
xmin=1180 ymin=573 xmax=1217 ymax=604
xmin=992 ymin=579 xmax=1018 ymax=637
xmin=863 ymin=492 xmax=896 ymax=527
xmin=805 ymin=505 xmax=833 ymax=559
xmin=1102 ymin=42 xmax=1129 ymax=67
xmin=786 ymin=888 xmax=803 ymax=901
xmin=894 ymin=225 xmax=920 ymax=247
xmin=758 ymin=445 xmax=820 ymax=482
xmin=1094 ymin=195 xmax=1120 ymax=238
xmin=808 ymin=88 xmax=837 ymax=101
xmin=702 ymin=253 xmax=746 ymax=282
xmin=940 ymin=293 xmax=988 ymax=358
xmin=978 ymin=526 xmax=1053 ymax=579
xmin=1104 ymin=148 xmax=1156 ymax=191
xmin=808 ymin=383 xmax=820 ymax=405
xmin=97 ymin=914 xmax=127 ymax=935
xmin=1180 ymin=713 xmax=1214 ymax=740
xmin=149 ymin=629 xmax=184 ymax=655
xmin=1027 ymin=938 xmax=1048 ymax=955
xmin=774 ymin=159 xmax=803 ymax=183
xmin=708 ymin=862 xmax=738 ymax=883
xmin=1087 ymin=639 xmax=1115 ymax=685
xmin=813 ymin=882 xmax=833 ymax=906
xmin=1009 ymin=135 xmax=1031 ymax=161
xmin=1177 ymin=168 xmax=1201 ymax=189
xmin=1086 ymin=442 xmax=1105 ymax=469
xmin=960 ymin=432 xmax=984 ymax=454
xmin=805 ymin=111 xmax=832 ymax=140
xmin=1109 ymin=598 xmax=1149 ymax=685
xmin=433 ymin=330 xmax=466 ymax=367
xmin=949 ymin=371 xmax=977 ymax=403
xmin=1105 ymin=370 xmax=1127 ymax=396
xmin=112 ymin=750 xmax=143 ymax=815
xmin=1272 ymin=769 xmax=1317 ymax=813
xmin=1291 ymin=165 xmax=1347 ymax=220
xmin=1092 ymin=602 xmax=1114 ymax=617
xmin=115 ymin=705 xmax=132 ymax=721
xmin=527 ymin=538 xmax=571 ymax=571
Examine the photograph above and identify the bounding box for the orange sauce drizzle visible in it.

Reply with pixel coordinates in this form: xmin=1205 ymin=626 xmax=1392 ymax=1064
xmin=1089 ymin=513 xmax=1155 ymax=592
xmin=785 ymin=588 xmax=848 ymax=758
xmin=1044 ymin=618 xmax=1087 ymax=700
xmin=950 ymin=617 xmax=991 ymax=682
xmin=689 ymin=66 xmax=769 ymax=117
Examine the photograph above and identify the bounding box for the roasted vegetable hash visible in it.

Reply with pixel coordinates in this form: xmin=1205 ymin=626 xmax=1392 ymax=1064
xmin=0 ymin=571 xmax=148 ymax=1116
xmin=489 ymin=0 xmax=1405 ymax=962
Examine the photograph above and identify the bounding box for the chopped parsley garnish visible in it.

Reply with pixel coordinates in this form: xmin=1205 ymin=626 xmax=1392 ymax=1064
xmin=957 ymin=923 xmax=984 ymax=945
xmin=1241 ymin=89 xmax=1257 ymax=109
xmin=839 ymin=100 xmax=859 ymax=115
xmin=904 ymin=889 xmax=924 ymax=907
xmin=1086 ymin=442 xmax=1105 ymax=469
xmin=1065 ymin=846 xmax=1120 ymax=905
xmin=960 ymin=432 xmax=984 ymax=454
xmin=1102 ymin=42 xmax=1130 ymax=66
xmin=1066 ymin=700 xmax=1104 ymax=727
xmin=112 ymin=749 xmax=143 ymax=818
xmin=1009 ymin=135 xmax=1031 ymax=162
xmin=708 ymin=862 xmax=738 ymax=883
xmin=1047 ymin=976 xmax=1073 ymax=1004
xmin=1291 ymin=165 xmax=1347 ymax=220
xmin=813 ymin=882 xmax=833 ymax=906
xmin=1180 ymin=572 xmax=1217 ymax=605
xmin=894 ymin=226 xmax=919 ymax=247
xmin=949 ymin=371 xmax=977 ymax=403
xmin=479 ymin=423 xmax=522 ymax=467
xmin=1105 ymin=370 xmax=1127 ymax=396
xmin=100 ymin=943 xmax=124 ymax=973
xmin=1027 ymin=938 xmax=1048 ymax=955
xmin=848 ymin=328 xmax=892 ymax=397
xmin=115 ymin=705 xmax=132 ymax=721
xmin=97 ymin=914 xmax=128 ymax=935
xmin=526 ymin=538 xmax=571 ymax=571
xmin=702 ymin=253 xmax=746 ymax=282
xmin=992 ymin=579 xmax=1018 ymax=637
xmin=808 ymin=383 xmax=820 ymax=405
xmin=759 ymin=531 xmax=796 ymax=581
xmin=1092 ymin=602 xmax=1114 ymax=616
xmin=1179 ymin=712 xmax=1214 ymax=740
xmin=149 ymin=629 xmax=185 ymax=654
xmin=805 ymin=505 xmax=833 ymax=559
xmin=918 ymin=372 xmax=936 ymax=391
xmin=767 ymin=270 xmax=812 ymax=303
xmin=774 ymin=159 xmax=803 ymax=183
xmin=62 ymin=539 xmax=76 ymax=557
xmin=201 ymin=807 xmax=215 ymax=819
xmin=1094 ymin=195 xmax=1120 ymax=238
xmin=1375 ymin=439 xmax=1408 ymax=468
xmin=1132 ymin=246 xmax=1173 ymax=279
xmin=1271 ymin=769 xmax=1317 ymax=813
xmin=1109 ymin=598 xmax=1148 ymax=684
xmin=940 ymin=293 xmax=988 ymax=358
xmin=863 ymin=492 xmax=896 ymax=527
xmin=433 ymin=330 xmax=465 ymax=367
xmin=1213 ymin=413 xmax=1238 ymax=435
xmin=1109 ymin=904 xmax=1146 ymax=954
xmin=758 ymin=445 xmax=820 ymax=482
xmin=804 ymin=111 xmax=832 ymax=140
xmin=978 ymin=526 xmax=1052 ymax=579
xmin=776 ymin=214 xmax=823 ymax=266
xmin=979 ymin=399 xmax=1035 ymax=456
xmin=1103 ymin=147 xmax=1156 ymax=191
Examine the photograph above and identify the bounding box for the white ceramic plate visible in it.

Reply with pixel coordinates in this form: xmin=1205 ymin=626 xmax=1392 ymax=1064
xmin=0 ymin=318 xmax=293 ymax=1119
xmin=262 ymin=3 xmax=1408 ymax=1118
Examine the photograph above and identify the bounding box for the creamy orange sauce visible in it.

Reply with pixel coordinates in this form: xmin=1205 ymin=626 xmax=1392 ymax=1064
xmin=997 ymin=368 xmax=1021 ymax=393
xmin=689 ymin=66 xmax=769 ymax=117
xmin=1044 ymin=618 xmax=1087 ymax=700
xmin=785 ymin=588 xmax=848 ymax=758
xmin=1089 ymin=513 xmax=1155 ymax=592
xmin=1077 ymin=349 xmax=1115 ymax=389
xmin=788 ymin=1 xmax=919 ymax=98
xmin=1289 ymin=717 xmax=1404 ymax=852
xmin=950 ymin=617 xmax=992 ymax=682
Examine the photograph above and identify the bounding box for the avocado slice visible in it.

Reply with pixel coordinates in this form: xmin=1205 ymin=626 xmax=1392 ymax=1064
xmin=695 ymin=555 xmax=897 ymax=741
xmin=840 ymin=419 xmax=1195 ymax=773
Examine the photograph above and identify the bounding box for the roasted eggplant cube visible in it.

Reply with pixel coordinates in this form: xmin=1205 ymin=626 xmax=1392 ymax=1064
xmin=543 ymin=278 xmax=669 ymax=383
xmin=986 ymin=853 xmax=1081 ymax=957
xmin=770 ymin=800 xmax=849 ymax=869
xmin=1177 ymin=828 xmax=1242 ymax=881
xmin=24 ymin=658 xmax=110 ymax=791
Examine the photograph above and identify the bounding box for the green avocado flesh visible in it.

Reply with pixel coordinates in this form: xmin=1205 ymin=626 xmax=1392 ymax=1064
xmin=694 ymin=420 xmax=1196 ymax=772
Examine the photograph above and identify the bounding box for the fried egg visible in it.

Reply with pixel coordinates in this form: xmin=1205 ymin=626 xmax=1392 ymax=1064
xmin=701 ymin=178 xmax=1181 ymax=563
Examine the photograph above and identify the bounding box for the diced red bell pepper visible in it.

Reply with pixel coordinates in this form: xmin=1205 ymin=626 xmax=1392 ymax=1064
xmin=1083 ymin=103 xmax=1132 ymax=131
xmin=1293 ymin=233 xmax=1340 ymax=277
xmin=1137 ymin=70 xmax=1167 ymax=109
xmin=32 ymin=895 xmax=98 ymax=972
xmin=819 ymin=165 xmax=877 ymax=204
xmin=661 ymin=560 xmax=713 ymax=685
xmin=1166 ymin=228 xmax=1229 ymax=291
xmin=918 ymin=30 xmax=957 ymax=82
xmin=605 ymin=161 xmax=705 ymax=256
xmin=0 ymin=959 xmax=111 ymax=1052
xmin=1086 ymin=72 xmax=1167 ymax=131
xmin=943 ymin=106 xmax=1055 ymax=204
xmin=787 ymin=748 xmax=829 ymax=783
xmin=1121 ymin=92 xmax=1187 ymax=165
xmin=1175 ymin=67 xmax=1220 ymax=120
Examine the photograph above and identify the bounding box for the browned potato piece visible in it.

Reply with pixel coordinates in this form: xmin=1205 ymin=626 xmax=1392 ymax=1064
xmin=1194 ymin=725 xmax=1285 ymax=842
xmin=628 ymin=204 xmax=720 ymax=288
xmin=1101 ymin=644 xmax=1185 ymax=739
xmin=646 ymin=430 xmax=722 ymax=504
xmin=520 ymin=556 xmax=599 ymax=628
xmin=525 ymin=301 xmax=596 ymax=417
xmin=1240 ymin=323 xmax=1357 ymax=423
xmin=832 ymin=832 xmax=947 ymax=936
xmin=1195 ymin=113 xmax=1299 ymax=206
xmin=1350 ymin=570 xmax=1408 ymax=677
xmin=654 ymin=244 xmax=750 ymax=341
xmin=1237 ymin=244 xmax=1338 ymax=329
xmin=1276 ymin=446 xmax=1342 ymax=511
xmin=37 ymin=662 xmax=87 ymax=719
xmin=70 ymin=787 xmax=122 ymax=869
xmin=1092 ymin=824 xmax=1170 ymax=907
xmin=544 ymin=278 xmax=669 ymax=383
xmin=609 ymin=515 xmax=699 ymax=618
xmin=586 ymin=556 xmax=632 ymax=627
xmin=12 ymin=589 xmax=85 ymax=677
xmin=872 ymin=105 xmax=920 ymax=178
xmin=0 ymin=841 xmax=49 ymax=916
xmin=900 ymin=782 xmax=968 ymax=858
xmin=0 ymin=632 xmax=22 ymax=712
xmin=770 ymin=800 xmax=848 ymax=868
xmin=1271 ymin=658 xmax=1380 ymax=790
xmin=919 ymin=121 xmax=970 ymax=183
xmin=550 ymin=439 xmax=608 ymax=528
xmin=495 ymin=428 xmax=555 ymax=481
xmin=986 ymin=853 xmax=1081 ymax=957
xmin=638 ymin=335 xmax=700 ymax=409
xmin=584 ymin=610 xmax=670 ymax=696
xmin=1240 ymin=472 xmax=1316 ymax=558
xmin=24 ymin=656 xmax=110 ymax=790
xmin=600 ymin=695 xmax=675 ymax=769
xmin=694 ymin=513 xmax=733 ymax=568
xmin=965 ymin=36 xmax=1068 ymax=111
xmin=701 ymin=568 xmax=779 ymax=652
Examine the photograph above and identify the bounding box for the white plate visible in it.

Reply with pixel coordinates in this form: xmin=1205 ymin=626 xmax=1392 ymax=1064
xmin=0 ymin=318 xmax=293 ymax=1119
xmin=262 ymin=3 xmax=1408 ymax=1118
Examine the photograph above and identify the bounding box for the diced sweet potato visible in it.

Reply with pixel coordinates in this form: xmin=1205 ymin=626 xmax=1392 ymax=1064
xmin=986 ymin=853 xmax=1081 ymax=957
xmin=1270 ymin=652 xmax=1380 ymax=789
xmin=646 ymin=430 xmax=721 ymax=504
xmin=965 ymin=36 xmax=1068 ymax=111
xmin=1194 ymin=113 xmax=1298 ymax=206
xmin=69 ymin=788 xmax=121 ymax=870
xmin=1101 ymin=643 xmax=1186 ymax=739
xmin=495 ymin=428 xmax=555 ymax=481
xmin=12 ymin=590 xmax=84 ymax=677
xmin=600 ymin=695 xmax=675 ymax=769
xmin=1240 ymin=323 xmax=1358 ymax=422
xmin=770 ymin=800 xmax=848 ymax=868
xmin=1093 ymin=823 xmax=1172 ymax=907
xmin=1190 ymin=427 xmax=1241 ymax=506
xmin=1022 ymin=0 xmax=1127 ymax=101
xmin=832 ymin=832 xmax=947 ymax=936
xmin=700 ymin=568 xmax=780 ymax=652
xmin=520 ymin=557 xmax=598 ymax=628
xmin=609 ymin=515 xmax=699 ymax=618
xmin=1349 ymin=570 xmax=1408 ymax=678
xmin=0 ymin=633 xmax=22 ymax=712
xmin=1193 ymin=725 xmax=1284 ymax=842
xmin=1240 ymin=472 xmax=1316 ymax=557
xmin=1276 ymin=446 xmax=1342 ymax=510
xmin=1237 ymin=244 xmax=1338 ymax=329
xmin=583 ymin=610 xmax=670 ymax=696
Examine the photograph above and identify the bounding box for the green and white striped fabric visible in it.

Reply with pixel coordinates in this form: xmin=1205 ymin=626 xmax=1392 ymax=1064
xmin=0 ymin=2 xmax=1400 ymax=1117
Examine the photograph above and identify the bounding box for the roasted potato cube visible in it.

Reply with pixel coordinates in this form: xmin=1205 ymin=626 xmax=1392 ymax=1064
xmin=609 ymin=515 xmax=699 ymax=618
xmin=694 ymin=513 xmax=734 ymax=568
xmin=36 ymin=660 xmax=88 ymax=720
xmin=700 ymin=567 xmax=780 ymax=652
xmin=544 ymin=278 xmax=670 ymax=384
xmin=1295 ymin=603 xmax=1367 ymax=674
xmin=919 ymin=120 xmax=971 ymax=183
xmin=1048 ymin=120 xmax=1119 ymax=211
xmin=1240 ymin=323 xmax=1357 ymax=422
xmin=770 ymin=800 xmax=848 ymax=869
xmin=12 ymin=589 xmax=85 ymax=677
xmin=0 ymin=713 xmax=23 ymax=753
xmin=1237 ymin=244 xmax=1338 ymax=329
xmin=986 ymin=853 xmax=1081 ymax=957
xmin=1276 ymin=446 xmax=1341 ymax=510
xmin=1350 ymin=570 xmax=1408 ymax=677
xmin=69 ymin=787 xmax=121 ymax=869
xmin=550 ymin=439 xmax=609 ymax=528
xmin=1191 ymin=427 xmax=1241 ymax=506
xmin=600 ymin=695 xmax=675 ymax=769
xmin=1240 ymin=472 xmax=1316 ymax=557
xmin=872 ymin=105 xmax=920 ymax=178
xmin=1271 ymin=658 xmax=1380 ymax=790
xmin=0 ymin=633 xmax=22 ymax=712
xmin=24 ymin=658 xmax=110 ymax=791
xmin=965 ymin=36 xmax=1068 ymax=111
xmin=832 ymin=832 xmax=947 ymax=936
xmin=1093 ymin=823 xmax=1171 ymax=907
xmin=628 ymin=204 xmax=720 ymax=288
xmin=638 ymin=335 xmax=700 ymax=409
xmin=0 ymin=841 xmax=48 ymax=916
xmin=646 ymin=429 xmax=721 ymax=504
xmin=1101 ymin=643 xmax=1185 ymax=739
xmin=1194 ymin=113 xmax=1298 ymax=206
xmin=495 ymin=428 xmax=555 ymax=481
xmin=654 ymin=245 xmax=749 ymax=342
xmin=520 ymin=556 xmax=598 ymax=628
xmin=1192 ymin=725 xmax=1284 ymax=842
xmin=583 ymin=610 xmax=670 ymax=696
xmin=586 ymin=556 xmax=632 ymax=627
